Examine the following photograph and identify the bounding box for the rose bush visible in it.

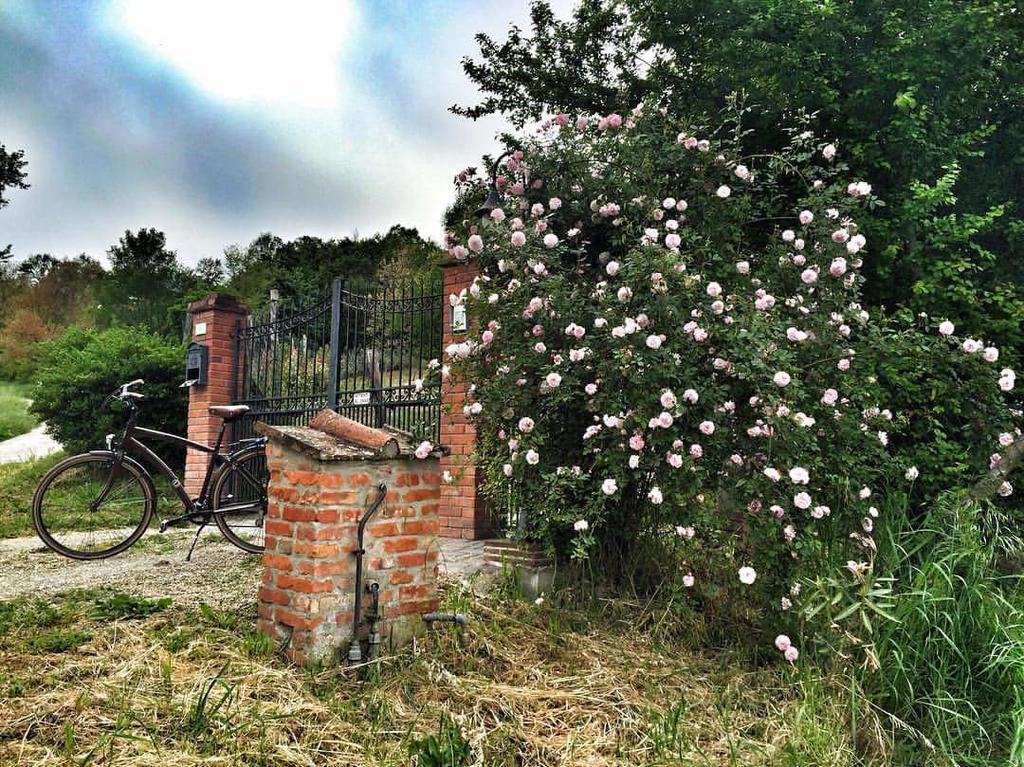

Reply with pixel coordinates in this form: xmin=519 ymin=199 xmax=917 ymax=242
xmin=438 ymin=102 xmax=1020 ymax=643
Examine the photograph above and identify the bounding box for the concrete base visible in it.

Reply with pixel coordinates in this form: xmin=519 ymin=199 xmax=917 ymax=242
xmin=482 ymin=539 xmax=557 ymax=600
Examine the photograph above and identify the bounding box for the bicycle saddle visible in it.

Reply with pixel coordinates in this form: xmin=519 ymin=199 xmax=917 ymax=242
xmin=208 ymin=404 xmax=250 ymax=420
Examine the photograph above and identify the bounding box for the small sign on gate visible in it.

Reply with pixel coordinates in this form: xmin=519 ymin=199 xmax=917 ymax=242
xmin=352 ymin=391 xmax=372 ymax=406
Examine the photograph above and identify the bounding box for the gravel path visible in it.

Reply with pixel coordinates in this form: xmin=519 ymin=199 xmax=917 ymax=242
xmin=0 ymin=529 xmax=488 ymax=608
xmin=0 ymin=528 xmax=262 ymax=608
xmin=0 ymin=424 xmax=61 ymax=464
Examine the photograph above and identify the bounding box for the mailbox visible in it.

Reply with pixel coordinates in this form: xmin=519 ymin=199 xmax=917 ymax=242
xmin=185 ymin=342 xmax=209 ymax=386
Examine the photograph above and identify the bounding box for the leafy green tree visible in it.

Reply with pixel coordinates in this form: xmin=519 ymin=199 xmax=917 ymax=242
xmin=455 ymin=0 xmax=1024 ymax=358
xmin=193 ymin=257 xmax=226 ymax=290
xmin=15 ymin=253 xmax=57 ymax=283
xmin=224 ymin=226 xmax=442 ymax=310
xmin=98 ymin=228 xmax=189 ymax=336
xmin=0 ymin=143 xmax=28 ymax=210
xmin=0 ymin=143 xmax=29 ymax=260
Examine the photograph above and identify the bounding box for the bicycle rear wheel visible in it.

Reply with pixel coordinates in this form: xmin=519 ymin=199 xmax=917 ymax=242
xmin=211 ymin=445 xmax=267 ymax=554
xmin=32 ymin=453 xmax=154 ymax=560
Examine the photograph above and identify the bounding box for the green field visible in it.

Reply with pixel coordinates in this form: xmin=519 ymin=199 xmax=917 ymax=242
xmin=0 ymin=381 xmax=38 ymax=442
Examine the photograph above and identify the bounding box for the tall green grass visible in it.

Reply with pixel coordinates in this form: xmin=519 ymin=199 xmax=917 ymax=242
xmin=0 ymin=381 xmax=38 ymax=441
xmin=867 ymin=493 xmax=1024 ymax=765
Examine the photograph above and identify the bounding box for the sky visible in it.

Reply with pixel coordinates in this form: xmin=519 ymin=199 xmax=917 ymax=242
xmin=0 ymin=0 xmax=571 ymax=266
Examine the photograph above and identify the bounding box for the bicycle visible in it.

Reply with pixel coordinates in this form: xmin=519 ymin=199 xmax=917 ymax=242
xmin=31 ymin=379 xmax=268 ymax=560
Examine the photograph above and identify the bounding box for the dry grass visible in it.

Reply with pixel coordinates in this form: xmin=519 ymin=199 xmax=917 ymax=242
xmin=0 ymin=584 xmax=860 ymax=766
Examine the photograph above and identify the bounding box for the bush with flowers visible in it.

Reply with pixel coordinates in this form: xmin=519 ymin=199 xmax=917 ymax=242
xmin=438 ymin=102 xmax=1020 ymax=648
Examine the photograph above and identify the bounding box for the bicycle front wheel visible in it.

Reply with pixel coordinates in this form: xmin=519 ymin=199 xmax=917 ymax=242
xmin=32 ymin=453 xmax=154 ymax=560
xmin=211 ymin=446 xmax=267 ymax=554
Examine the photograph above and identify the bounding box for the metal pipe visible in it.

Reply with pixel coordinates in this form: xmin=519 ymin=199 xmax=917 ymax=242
xmin=348 ymin=482 xmax=388 ymax=664
xmin=366 ymin=581 xmax=381 ymax=660
xmin=422 ymin=612 xmax=469 ymax=628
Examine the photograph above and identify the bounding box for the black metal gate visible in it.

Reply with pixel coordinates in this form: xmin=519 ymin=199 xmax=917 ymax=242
xmin=231 ymin=276 xmax=443 ymax=443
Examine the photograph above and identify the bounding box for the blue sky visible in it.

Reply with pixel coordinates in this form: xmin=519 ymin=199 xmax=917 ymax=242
xmin=0 ymin=1 xmax=570 ymax=265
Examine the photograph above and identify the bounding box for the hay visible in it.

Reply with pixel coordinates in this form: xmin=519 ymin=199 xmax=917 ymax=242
xmin=0 ymin=583 xmax=858 ymax=765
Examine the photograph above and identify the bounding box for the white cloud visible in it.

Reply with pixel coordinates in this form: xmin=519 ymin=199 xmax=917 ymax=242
xmin=105 ymin=0 xmax=356 ymax=109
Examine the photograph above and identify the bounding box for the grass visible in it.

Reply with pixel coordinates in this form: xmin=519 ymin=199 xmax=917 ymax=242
xmin=0 ymin=452 xmax=64 ymax=538
xmin=0 ymin=381 xmax=38 ymax=442
xmin=864 ymin=494 xmax=1024 ymax=766
xmin=0 ymin=583 xmax=866 ymax=766
xmin=0 ymin=453 xmax=180 ymax=538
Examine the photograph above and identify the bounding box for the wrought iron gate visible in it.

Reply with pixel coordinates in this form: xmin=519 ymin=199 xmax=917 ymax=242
xmin=231 ymin=276 xmax=443 ymax=443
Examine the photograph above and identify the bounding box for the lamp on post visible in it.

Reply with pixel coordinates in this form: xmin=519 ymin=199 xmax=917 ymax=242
xmin=473 ymin=148 xmax=517 ymax=222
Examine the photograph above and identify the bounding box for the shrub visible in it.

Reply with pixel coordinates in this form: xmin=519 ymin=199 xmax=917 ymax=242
xmin=30 ymin=326 xmax=187 ymax=463
xmin=440 ymin=102 xmax=1020 ymax=647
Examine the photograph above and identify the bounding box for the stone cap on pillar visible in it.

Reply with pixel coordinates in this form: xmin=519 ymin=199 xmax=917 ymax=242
xmin=255 ymin=409 xmax=447 ymax=462
xmin=436 ymin=251 xmax=476 ymax=268
xmin=187 ymin=292 xmax=249 ymax=316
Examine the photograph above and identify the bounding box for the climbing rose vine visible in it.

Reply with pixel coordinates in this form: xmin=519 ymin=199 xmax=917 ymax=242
xmin=439 ymin=101 xmax=1020 ymax=640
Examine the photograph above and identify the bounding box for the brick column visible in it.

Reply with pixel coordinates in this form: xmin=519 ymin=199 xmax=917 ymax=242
xmin=184 ymin=293 xmax=248 ymax=498
xmin=438 ymin=257 xmax=492 ymax=540
xmin=256 ymin=428 xmax=440 ymax=665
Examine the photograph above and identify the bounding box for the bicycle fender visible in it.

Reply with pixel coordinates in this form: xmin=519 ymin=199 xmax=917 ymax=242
xmin=87 ymin=450 xmax=157 ymax=502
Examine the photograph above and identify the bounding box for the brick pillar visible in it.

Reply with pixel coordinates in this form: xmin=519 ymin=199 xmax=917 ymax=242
xmin=257 ymin=431 xmax=440 ymax=665
xmin=184 ymin=293 xmax=248 ymax=498
xmin=438 ymin=257 xmax=491 ymax=540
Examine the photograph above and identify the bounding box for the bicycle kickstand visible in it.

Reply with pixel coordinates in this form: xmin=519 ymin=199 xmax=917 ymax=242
xmin=185 ymin=522 xmax=208 ymax=562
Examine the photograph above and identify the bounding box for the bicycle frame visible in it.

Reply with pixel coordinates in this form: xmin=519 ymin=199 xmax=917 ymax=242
xmin=108 ymin=400 xmax=264 ymax=519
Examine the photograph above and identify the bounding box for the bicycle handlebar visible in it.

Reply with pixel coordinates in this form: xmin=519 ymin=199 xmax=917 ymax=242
xmin=106 ymin=379 xmax=146 ymax=408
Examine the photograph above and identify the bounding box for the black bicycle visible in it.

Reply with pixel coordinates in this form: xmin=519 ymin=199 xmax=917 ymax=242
xmin=32 ymin=379 xmax=267 ymax=560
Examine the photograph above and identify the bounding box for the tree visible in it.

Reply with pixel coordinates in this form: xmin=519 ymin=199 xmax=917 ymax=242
xmin=0 ymin=143 xmax=29 ymax=210
xmin=16 ymin=253 xmax=58 ymax=283
xmin=193 ymin=257 xmax=226 ymax=289
xmin=0 ymin=143 xmax=30 ymax=260
xmin=224 ymin=228 xmax=443 ymax=311
xmin=0 ymin=254 xmax=105 ymax=380
xmin=98 ymin=228 xmax=189 ymax=336
xmin=454 ymin=0 xmax=1024 ymax=359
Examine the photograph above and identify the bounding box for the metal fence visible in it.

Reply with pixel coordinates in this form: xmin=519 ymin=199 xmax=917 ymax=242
xmin=231 ymin=276 xmax=443 ymax=443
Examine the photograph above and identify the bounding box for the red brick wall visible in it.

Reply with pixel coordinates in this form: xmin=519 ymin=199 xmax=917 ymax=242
xmin=185 ymin=294 xmax=248 ymax=498
xmin=258 ymin=440 xmax=440 ymax=665
xmin=439 ymin=260 xmax=492 ymax=540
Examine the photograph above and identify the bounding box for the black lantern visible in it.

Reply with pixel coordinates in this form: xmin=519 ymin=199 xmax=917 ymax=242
xmin=473 ymin=148 xmax=517 ymax=222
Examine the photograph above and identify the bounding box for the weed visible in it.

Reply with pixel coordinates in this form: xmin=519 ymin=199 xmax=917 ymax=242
xmin=92 ymin=593 xmax=172 ymax=620
xmin=408 ymin=714 xmax=472 ymax=766
xmin=241 ymin=628 xmax=274 ymax=658
xmin=182 ymin=662 xmax=241 ymax=751
xmin=647 ymin=691 xmax=691 ymax=761
xmin=29 ymin=628 xmax=92 ymax=653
